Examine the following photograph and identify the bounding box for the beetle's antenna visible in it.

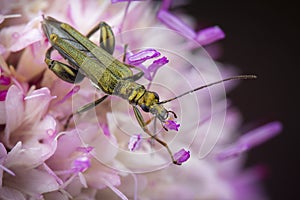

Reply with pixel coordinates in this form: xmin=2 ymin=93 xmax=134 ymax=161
xmin=158 ymin=75 xmax=257 ymax=104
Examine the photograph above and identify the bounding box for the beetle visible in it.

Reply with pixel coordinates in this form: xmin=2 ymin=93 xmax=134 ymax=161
xmin=41 ymin=16 xmax=256 ymax=164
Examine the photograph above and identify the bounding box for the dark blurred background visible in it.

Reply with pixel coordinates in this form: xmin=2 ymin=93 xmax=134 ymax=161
xmin=183 ymin=0 xmax=298 ymax=199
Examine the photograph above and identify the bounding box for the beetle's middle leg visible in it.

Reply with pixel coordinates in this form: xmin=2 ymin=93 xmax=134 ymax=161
xmin=64 ymin=95 xmax=109 ymax=130
xmin=132 ymin=106 xmax=179 ymax=165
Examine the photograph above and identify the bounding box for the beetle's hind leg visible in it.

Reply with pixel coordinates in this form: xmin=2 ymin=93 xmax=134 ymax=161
xmin=132 ymin=106 xmax=180 ymax=165
xmin=45 ymin=46 xmax=85 ymax=83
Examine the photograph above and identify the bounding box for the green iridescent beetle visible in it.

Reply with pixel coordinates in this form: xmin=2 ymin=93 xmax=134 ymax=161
xmin=41 ymin=16 xmax=256 ymax=164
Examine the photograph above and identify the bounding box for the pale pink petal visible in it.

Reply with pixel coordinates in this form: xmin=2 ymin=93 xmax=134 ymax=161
xmin=0 ymin=14 xmax=22 ymax=24
xmin=4 ymin=85 xmax=25 ymax=145
xmin=0 ymin=16 xmax=44 ymax=52
xmin=0 ymin=187 xmax=26 ymax=200
xmin=84 ymin=161 xmax=120 ymax=190
xmin=102 ymin=178 xmax=128 ymax=200
xmin=46 ymin=129 xmax=83 ymax=171
xmin=4 ymin=168 xmax=59 ymax=196
xmin=24 ymin=87 xmax=56 ymax=123
xmin=6 ymin=115 xmax=58 ymax=168
xmin=0 ymin=143 xmax=15 ymax=179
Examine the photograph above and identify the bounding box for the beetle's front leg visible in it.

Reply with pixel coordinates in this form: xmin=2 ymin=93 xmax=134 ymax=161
xmin=45 ymin=46 xmax=85 ymax=83
xmin=132 ymin=106 xmax=180 ymax=165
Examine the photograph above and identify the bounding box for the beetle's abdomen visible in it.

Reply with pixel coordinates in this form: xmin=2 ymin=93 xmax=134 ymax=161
xmin=113 ymin=80 xmax=146 ymax=104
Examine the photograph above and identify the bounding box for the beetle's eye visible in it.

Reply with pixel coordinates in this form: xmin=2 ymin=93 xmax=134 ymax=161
xmin=141 ymin=104 xmax=149 ymax=112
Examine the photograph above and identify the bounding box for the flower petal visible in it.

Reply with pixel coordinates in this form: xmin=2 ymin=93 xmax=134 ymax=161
xmin=111 ymin=0 xmax=145 ymax=3
xmin=128 ymin=134 xmax=142 ymax=151
xmin=157 ymin=10 xmax=196 ymax=39
xmin=72 ymin=156 xmax=91 ymax=173
xmin=0 ymin=16 xmax=43 ymax=52
xmin=164 ymin=120 xmax=180 ymax=131
xmin=196 ymin=26 xmax=225 ymax=46
xmin=173 ymin=149 xmax=190 ymax=165
xmin=0 ymin=187 xmax=26 ymax=200
xmin=0 ymin=90 xmax=8 ymax=101
xmin=24 ymin=87 xmax=56 ymax=123
xmin=127 ymin=49 xmax=160 ymax=66
xmin=4 ymin=85 xmax=24 ymax=144
xmin=216 ymin=122 xmax=282 ymax=160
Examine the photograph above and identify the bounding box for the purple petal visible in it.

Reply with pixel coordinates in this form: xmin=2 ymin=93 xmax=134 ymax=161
xmin=164 ymin=120 xmax=180 ymax=131
xmin=72 ymin=156 xmax=91 ymax=172
xmin=128 ymin=134 xmax=142 ymax=151
xmin=111 ymin=0 xmax=145 ymax=3
xmin=127 ymin=49 xmax=160 ymax=66
xmin=239 ymin=121 xmax=282 ymax=147
xmin=196 ymin=26 xmax=225 ymax=46
xmin=160 ymin=0 xmax=172 ymax=10
xmin=56 ymin=85 xmax=80 ymax=105
xmin=0 ymin=90 xmax=8 ymax=101
xmin=216 ymin=121 xmax=282 ymax=161
xmin=100 ymin=123 xmax=111 ymax=137
xmin=157 ymin=10 xmax=196 ymax=39
xmin=148 ymin=56 xmax=169 ymax=72
xmin=76 ymin=146 xmax=94 ymax=153
xmin=0 ymin=75 xmax=11 ymax=85
xmin=173 ymin=149 xmax=190 ymax=165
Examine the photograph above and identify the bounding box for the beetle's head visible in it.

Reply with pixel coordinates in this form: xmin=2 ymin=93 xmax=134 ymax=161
xmin=139 ymin=91 xmax=175 ymax=122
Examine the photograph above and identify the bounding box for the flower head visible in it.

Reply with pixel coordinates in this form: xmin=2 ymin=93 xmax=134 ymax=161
xmin=0 ymin=0 xmax=281 ymax=199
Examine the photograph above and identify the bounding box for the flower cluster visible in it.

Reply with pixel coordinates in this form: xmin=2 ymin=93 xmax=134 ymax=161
xmin=0 ymin=0 xmax=281 ymax=199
